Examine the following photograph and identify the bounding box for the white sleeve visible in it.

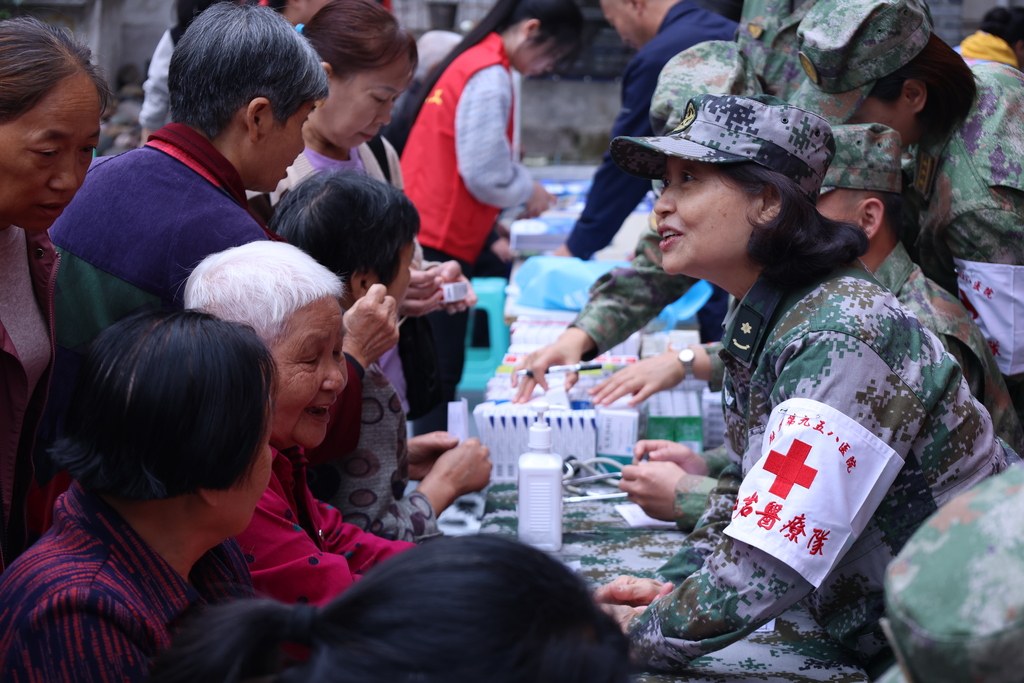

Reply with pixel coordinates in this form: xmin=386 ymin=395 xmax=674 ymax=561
xmin=139 ymin=30 xmax=175 ymax=131
xmin=454 ymin=65 xmax=534 ymax=208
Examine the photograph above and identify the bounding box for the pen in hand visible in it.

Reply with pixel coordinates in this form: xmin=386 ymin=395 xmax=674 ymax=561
xmin=515 ymin=361 xmax=603 ymax=379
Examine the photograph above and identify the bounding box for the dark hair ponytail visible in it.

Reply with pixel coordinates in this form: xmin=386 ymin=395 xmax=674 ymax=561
xmin=407 ymin=0 xmax=582 ymax=128
xmin=150 ymin=536 xmax=632 ymax=683
xmin=719 ymin=163 xmax=868 ymax=290
xmin=149 ymin=600 xmax=325 ymax=683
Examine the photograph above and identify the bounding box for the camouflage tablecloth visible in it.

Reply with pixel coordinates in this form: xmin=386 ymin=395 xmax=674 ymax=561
xmin=481 ymin=484 xmax=871 ymax=682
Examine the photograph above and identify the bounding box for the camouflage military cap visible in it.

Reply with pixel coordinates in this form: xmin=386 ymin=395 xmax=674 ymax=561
xmin=789 ymin=0 xmax=931 ymax=124
xmin=610 ymin=94 xmax=835 ymax=200
xmin=879 ymin=465 xmax=1024 ymax=683
xmin=650 ymin=41 xmax=763 ymax=136
xmin=821 ymin=123 xmax=902 ymax=194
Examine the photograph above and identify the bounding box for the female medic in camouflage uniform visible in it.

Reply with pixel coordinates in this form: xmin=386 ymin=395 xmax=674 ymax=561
xmin=591 ymin=93 xmax=1012 ymax=677
xmin=791 ymin=0 xmax=1024 ymax=422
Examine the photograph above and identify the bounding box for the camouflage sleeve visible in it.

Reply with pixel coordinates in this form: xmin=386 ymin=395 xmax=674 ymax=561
xmin=942 ymin=334 xmax=1024 ymax=457
xmin=701 ymin=443 xmax=731 ymax=478
xmin=659 ymin=463 xmax=741 ymax=583
xmin=572 ymin=216 xmax=698 ymax=355
xmin=631 ymin=538 xmax=810 ymax=670
xmin=919 ymin=202 xmax=1024 ymax=294
xmin=705 ymin=342 xmax=726 ymax=390
xmin=670 ymin=446 xmax=733 ymax=532
xmin=672 ymin=474 xmax=718 ymax=532
xmin=629 ymin=326 xmax=977 ymax=672
xmin=947 ymin=206 xmax=1024 ymax=271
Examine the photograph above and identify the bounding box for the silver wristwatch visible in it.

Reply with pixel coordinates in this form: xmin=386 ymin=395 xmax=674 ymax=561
xmin=677 ymin=348 xmax=695 ymax=379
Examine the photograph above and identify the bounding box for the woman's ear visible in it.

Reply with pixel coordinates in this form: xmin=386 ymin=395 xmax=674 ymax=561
xmin=521 ymin=17 xmax=542 ymax=39
xmin=754 ymin=187 xmax=781 ymax=225
xmin=902 ymin=78 xmax=927 ymax=115
xmin=859 ymin=196 xmax=886 ymax=240
xmin=349 ymin=269 xmax=381 ymax=301
xmin=244 ymin=97 xmax=275 ymax=144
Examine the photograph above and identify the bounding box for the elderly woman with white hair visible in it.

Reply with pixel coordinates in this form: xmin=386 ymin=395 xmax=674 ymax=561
xmin=185 ymin=240 xmax=413 ymax=606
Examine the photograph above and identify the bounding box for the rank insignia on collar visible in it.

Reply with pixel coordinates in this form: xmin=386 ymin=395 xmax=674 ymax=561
xmin=680 ymin=101 xmax=697 ymax=130
xmin=914 ymin=150 xmax=937 ymax=199
xmin=730 ymin=305 xmax=762 ymax=364
xmin=426 ymin=88 xmax=444 ymax=106
xmin=747 ymin=23 xmax=764 ymax=39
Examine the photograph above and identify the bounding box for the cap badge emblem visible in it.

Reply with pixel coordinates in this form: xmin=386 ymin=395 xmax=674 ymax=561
xmin=680 ymin=101 xmax=697 ymax=130
xmin=798 ymin=52 xmax=819 ymax=85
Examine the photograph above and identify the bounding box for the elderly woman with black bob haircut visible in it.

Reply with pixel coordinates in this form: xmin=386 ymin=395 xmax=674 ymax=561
xmin=150 ymin=535 xmax=633 ymax=683
xmin=33 ymin=2 xmax=329 ymax=519
xmin=0 ymin=310 xmax=275 ymax=683
xmin=186 ymin=240 xmax=414 ymax=607
xmin=272 ymin=172 xmax=492 ymax=542
xmin=590 ymin=94 xmax=1011 ymax=677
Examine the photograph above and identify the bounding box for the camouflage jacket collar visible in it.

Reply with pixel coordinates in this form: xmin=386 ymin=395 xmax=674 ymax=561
xmin=724 ymin=263 xmax=877 ymax=367
xmin=723 ymin=276 xmax=787 ymax=367
xmin=873 ymin=243 xmax=916 ymax=300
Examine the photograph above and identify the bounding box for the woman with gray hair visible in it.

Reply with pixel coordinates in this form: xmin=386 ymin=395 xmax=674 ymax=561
xmin=30 ymin=2 xmax=328 ymax=524
xmin=186 ymin=240 xmax=413 ymax=606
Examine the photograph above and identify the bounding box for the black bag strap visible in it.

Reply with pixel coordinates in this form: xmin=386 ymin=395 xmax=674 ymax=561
xmin=367 ymin=135 xmax=392 ymax=185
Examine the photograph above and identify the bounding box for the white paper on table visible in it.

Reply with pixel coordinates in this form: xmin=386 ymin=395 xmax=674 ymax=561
xmin=615 ymin=503 xmax=678 ymax=529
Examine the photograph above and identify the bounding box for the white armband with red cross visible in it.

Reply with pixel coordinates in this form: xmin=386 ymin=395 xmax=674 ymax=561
xmin=954 ymin=258 xmax=1024 ymax=375
xmin=723 ymin=398 xmax=904 ymax=587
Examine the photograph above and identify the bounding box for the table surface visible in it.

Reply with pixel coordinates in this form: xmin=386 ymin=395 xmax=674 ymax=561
xmin=481 ymin=484 xmax=872 ymax=683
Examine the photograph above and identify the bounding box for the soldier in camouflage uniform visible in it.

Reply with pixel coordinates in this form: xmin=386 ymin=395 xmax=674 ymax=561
xmin=593 ymin=120 xmax=1022 ymax=534
xmin=816 ymin=123 xmax=1024 ymax=455
xmin=590 ymin=94 xmax=1010 ymax=678
xmin=876 ymin=463 xmax=1024 ymax=683
xmin=790 ymin=0 xmax=1024 ymax=422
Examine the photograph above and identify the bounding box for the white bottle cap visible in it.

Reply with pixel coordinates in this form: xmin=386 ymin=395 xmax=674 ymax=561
xmin=528 ymin=401 xmax=552 ymax=451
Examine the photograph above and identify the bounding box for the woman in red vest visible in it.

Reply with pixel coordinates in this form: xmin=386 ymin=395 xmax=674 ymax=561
xmin=401 ymin=0 xmax=583 ymax=413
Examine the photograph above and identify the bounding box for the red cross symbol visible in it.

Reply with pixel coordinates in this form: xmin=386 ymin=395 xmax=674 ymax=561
xmin=763 ymin=439 xmax=818 ymax=499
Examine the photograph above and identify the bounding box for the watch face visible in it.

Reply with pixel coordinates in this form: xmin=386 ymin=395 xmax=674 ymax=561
xmin=678 ymin=348 xmax=696 ymax=363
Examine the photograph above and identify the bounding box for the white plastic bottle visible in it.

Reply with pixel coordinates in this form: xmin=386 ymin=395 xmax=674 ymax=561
xmin=517 ymin=402 xmax=563 ymax=551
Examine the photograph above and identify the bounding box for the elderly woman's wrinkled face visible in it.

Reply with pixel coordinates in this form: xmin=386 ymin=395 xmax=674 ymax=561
xmin=269 ymin=297 xmax=347 ymax=450
xmin=0 ymin=71 xmax=101 ymax=231
xmin=654 ymin=157 xmax=763 ymax=294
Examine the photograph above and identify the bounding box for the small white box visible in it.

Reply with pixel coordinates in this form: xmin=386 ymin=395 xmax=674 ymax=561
xmin=596 ymin=406 xmax=639 ymax=461
xmin=441 ymin=281 xmax=469 ymax=303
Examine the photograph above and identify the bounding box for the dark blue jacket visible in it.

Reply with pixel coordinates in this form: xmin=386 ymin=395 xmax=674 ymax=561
xmin=564 ymin=0 xmax=736 ymax=259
